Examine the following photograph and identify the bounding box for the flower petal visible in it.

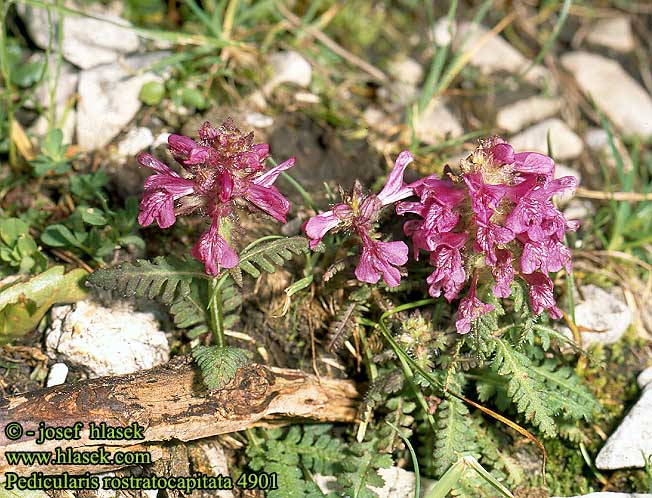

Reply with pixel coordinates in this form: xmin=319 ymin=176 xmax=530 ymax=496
xmin=191 ymin=221 xmax=239 ymax=275
xmin=254 ymin=157 xmax=296 ymax=187
xmin=303 ymin=210 xmax=342 ymax=249
xmin=377 ymin=150 xmax=415 ymax=205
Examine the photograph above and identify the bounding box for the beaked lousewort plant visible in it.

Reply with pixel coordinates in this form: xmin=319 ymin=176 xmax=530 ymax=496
xmin=88 ymin=121 xmax=598 ymax=496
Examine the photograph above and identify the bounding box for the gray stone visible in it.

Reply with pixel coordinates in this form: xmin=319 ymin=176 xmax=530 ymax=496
xmin=455 ymin=22 xmax=550 ymax=85
xmin=31 ymin=54 xmax=79 ymax=109
xmin=584 ymin=128 xmax=609 ymax=150
xmin=46 ymin=300 xmax=169 ymax=378
xmin=386 ymin=56 xmax=423 ymax=105
xmin=586 ymin=16 xmax=635 ymax=53
xmin=432 ymin=18 xmax=455 ymax=46
xmin=19 ymin=1 xmax=140 ymax=69
xmin=115 ymin=126 xmax=154 ymax=159
xmin=509 ymin=118 xmax=583 ymax=161
xmin=76 ymin=52 xmax=168 ymax=150
xmin=265 ymin=50 xmax=312 ymax=91
xmin=46 ymin=362 xmax=68 ymax=387
xmin=562 ymin=284 xmax=633 ymax=346
xmin=637 ymin=367 xmax=652 ymax=390
xmin=562 ymin=52 xmax=652 ymax=138
xmin=496 ymin=96 xmax=562 ymax=133
xmin=563 ymin=199 xmax=593 ymax=222
xmin=244 ymin=112 xmax=274 ymax=128
xmin=31 ymin=104 xmax=76 ymax=145
xmin=596 ymin=383 xmax=652 ymax=469
xmin=314 ymin=467 xmax=436 ymax=497
xmin=413 ymin=99 xmax=463 ymax=144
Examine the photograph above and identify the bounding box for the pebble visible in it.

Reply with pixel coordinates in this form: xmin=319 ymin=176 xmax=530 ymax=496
xmin=455 ymin=21 xmax=550 ymax=85
xmin=18 ymin=2 xmax=140 ymax=69
xmin=46 ymin=300 xmax=170 ymax=378
xmin=509 ymin=118 xmax=583 ymax=161
xmin=561 ymin=52 xmax=652 ymax=138
xmin=46 ymin=362 xmax=68 ymax=387
xmin=563 ymin=284 xmax=633 ymax=346
xmin=265 ymin=50 xmax=312 ymax=93
xmin=496 ymin=96 xmax=562 ymax=134
xmin=244 ymin=112 xmax=274 ymax=128
xmin=31 ymin=105 xmax=77 ymax=145
xmin=31 ymin=55 xmax=79 ymax=109
xmin=115 ymin=127 xmax=155 ymax=159
xmin=586 ymin=16 xmax=635 ymax=53
xmin=76 ymin=52 xmax=168 ymax=150
xmin=413 ymin=99 xmax=463 ymax=144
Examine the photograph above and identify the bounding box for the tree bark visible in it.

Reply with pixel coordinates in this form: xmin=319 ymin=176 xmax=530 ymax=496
xmin=0 ymin=356 xmax=359 ymax=475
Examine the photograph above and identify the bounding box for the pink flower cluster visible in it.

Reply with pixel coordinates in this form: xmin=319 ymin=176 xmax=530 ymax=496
xmin=303 ymin=138 xmax=578 ymax=334
xmin=138 ymin=119 xmax=295 ymax=275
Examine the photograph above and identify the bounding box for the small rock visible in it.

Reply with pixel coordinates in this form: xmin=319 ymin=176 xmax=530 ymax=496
xmin=586 ymin=16 xmax=635 ymax=53
xmin=596 ymin=384 xmax=652 ymax=469
xmin=637 ymin=367 xmax=652 ymax=390
xmin=314 ymin=467 xmax=435 ymax=497
xmin=562 ymin=284 xmax=633 ymax=346
xmin=244 ymin=112 xmax=274 ymax=128
xmin=432 ymin=18 xmax=456 ymax=46
xmin=193 ymin=441 xmax=235 ymax=498
xmin=455 ymin=22 xmax=550 ymax=85
xmin=265 ymin=50 xmax=312 ymax=93
xmin=563 ymin=198 xmax=593 ymax=222
xmin=46 ymin=362 xmax=68 ymax=387
xmin=496 ymin=96 xmax=562 ymax=133
xmin=46 ymin=300 xmax=170 ymax=378
xmin=584 ymin=128 xmax=609 ymax=150
xmin=509 ymin=118 xmax=583 ymax=161
xmin=561 ymin=52 xmax=652 ymax=138
xmin=388 ymin=56 xmax=423 ymax=86
xmin=116 ymin=127 xmax=154 ymax=159
xmin=553 ymin=494 xmax=652 ymax=498
xmin=31 ymin=104 xmax=77 ymax=144
xmin=30 ymin=55 xmax=79 ymax=109
xmin=18 ymin=2 xmax=140 ymax=69
xmin=77 ymin=52 xmax=168 ymax=150
xmin=413 ymin=99 xmax=463 ymax=144
xmin=153 ymin=131 xmax=171 ymax=147
xmin=554 ymin=164 xmax=581 ymax=205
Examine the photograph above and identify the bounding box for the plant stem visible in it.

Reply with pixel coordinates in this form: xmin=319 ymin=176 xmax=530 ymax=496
xmin=209 ymin=276 xmax=225 ymax=347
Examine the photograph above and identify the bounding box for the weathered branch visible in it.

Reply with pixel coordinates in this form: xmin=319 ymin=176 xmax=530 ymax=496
xmin=0 ymin=356 xmax=359 ymax=475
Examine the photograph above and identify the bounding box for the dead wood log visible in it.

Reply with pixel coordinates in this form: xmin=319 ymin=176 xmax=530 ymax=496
xmin=0 ymin=356 xmax=359 ymax=475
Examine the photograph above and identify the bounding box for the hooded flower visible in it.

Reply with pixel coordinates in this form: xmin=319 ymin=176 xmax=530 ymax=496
xmin=138 ymin=119 xmax=295 ymax=275
xmin=455 ymin=276 xmax=495 ymax=334
xmin=303 ymin=151 xmax=415 ymax=287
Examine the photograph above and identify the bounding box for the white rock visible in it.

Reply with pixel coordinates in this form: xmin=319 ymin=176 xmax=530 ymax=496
xmin=596 ymin=385 xmax=652 ymax=469
xmin=46 ymin=300 xmax=169 ymax=378
xmin=584 ymin=128 xmax=609 ymax=150
xmin=153 ymin=131 xmax=171 ymax=147
xmin=432 ymin=18 xmax=456 ymax=46
xmin=244 ymin=112 xmax=274 ymax=128
xmin=19 ymin=1 xmax=140 ymax=69
xmin=562 ymin=284 xmax=633 ymax=346
xmin=31 ymin=104 xmax=77 ymax=145
xmin=509 ymin=118 xmax=583 ymax=160
xmin=496 ymin=96 xmax=562 ymax=133
xmin=388 ymin=56 xmax=423 ymax=86
xmin=116 ymin=127 xmax=154 ymax=159
xmin=314 ymin=467 xmax=435 ymax=497
xmin=586 ymin=16 xmax=635 ymax=53
xmin=455 ymin=22 xmax=551 ymax=85
xmin=29 ymin=55 xmax=79 ymax=109
xmin=553 ymin=494 xmax=652 ymax=498
xmin=77 ymin=52 xmax=168 ymax=150
xmin=46 ymin=362 xmax=68 ymax=387
xmin=562 ymin=52 xmax=652 ymax=138
xmin=638 ymin=367 xmax=652 ymax=390
xmin=554 ymin=164 xmax=581 ymax=205
xmin=196 ymin=442 xmax=235 ymax=498
xmin=413 ymin=99 xmax=463 ymax=144
xmin=265 ymin=50 xmax=312 ymax=92
xmin=563 ymin=199 xmax=593 ymax=222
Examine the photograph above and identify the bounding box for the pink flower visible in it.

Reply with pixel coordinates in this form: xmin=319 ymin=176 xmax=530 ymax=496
xmin=455 ymin=276 xmax=495 ymax=334
xmin=492 ymin=248 xmax=515 ymax=298
xmin=426 ymin=236 xmax=467 ymax=301
xmin=355 ymin=235 xmax=408 ymax=287
xmin=522 ymin=272 xmax=562 ymax=319
xmin=191 ymin=219 xmax=239 ymax=275
xmin=138 ymin=119 xmax=295 ymax=275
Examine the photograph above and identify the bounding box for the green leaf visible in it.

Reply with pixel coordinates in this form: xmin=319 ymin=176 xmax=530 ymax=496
xmin=192 ymin=345 xmax=251 ymax=390
xmin=86 ymin=256 xmax=207 ymax=304
xmin=180 ymin=87 xmax=207 ymax=109
xmin=230 ymin=236 xmax=308 ymax=286
xmin=12 ymin=59 xmax=45 ymax=88
xmin=41 ymin=224 xmax=83 ymax=248
xmin=0 ymin=266 xmax=88 ymax=343
xmin=0 ymin=218 xmax=30 ymax=245
xmin=139 ymin=81 xmax=166 ymax=105
xmin=169 ymin=284 xmax=209 ymax=338
xmin=70 ymin=171 xmax=109 ymax=201
xmin=79 ymin=206 xmax=108 ymax=226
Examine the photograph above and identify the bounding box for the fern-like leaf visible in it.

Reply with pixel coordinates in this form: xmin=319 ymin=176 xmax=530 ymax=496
xmin=230 ymin=236 xmax=308 ymax=286
xmin=192 ymin=345 xmax=251 ymax=390
xmin=87 ymin=256 xmax=207 ymax=304
xmin=337 ymin=442 xmax=392 ymax=498
xmin=492 ymin=338 xmax=557 ymax=437
xmin=433 ymin=396 xmax=478 ymax=477
xmin=170 ymin=285 xmax=209 ymax=338
xmin=328 ymin=287 xmax=370 ymax=351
